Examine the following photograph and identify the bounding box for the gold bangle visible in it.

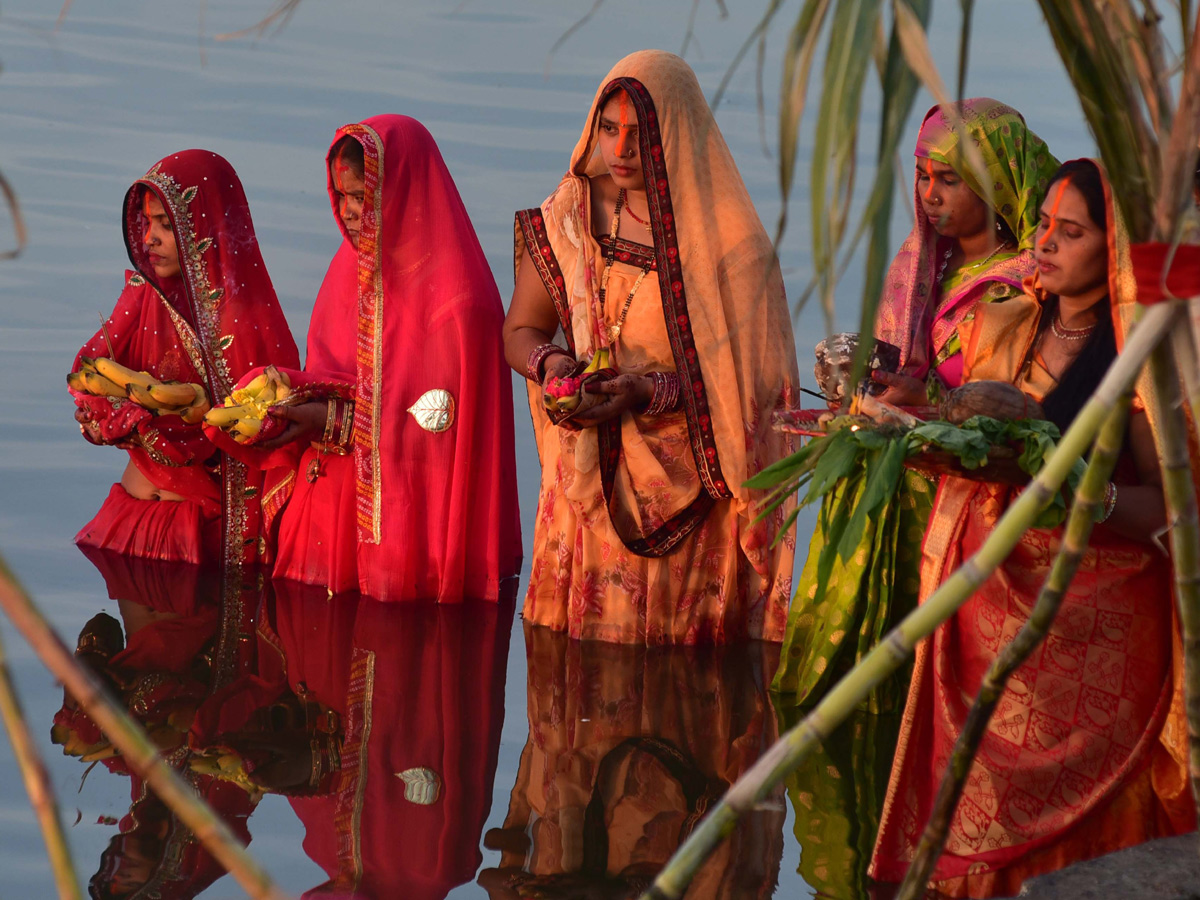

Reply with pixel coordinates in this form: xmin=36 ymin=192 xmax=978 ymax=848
xmin=322 ymin=400 xmax=338 ymax=444
xmin=338 ymin=400 xmax=355 ymax=447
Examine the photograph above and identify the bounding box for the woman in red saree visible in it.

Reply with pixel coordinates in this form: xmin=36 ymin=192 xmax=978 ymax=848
xmin=503 ymin=50 xmax=799 ymax=644
xmin=257 ymin=115 xmax=522 ymax=603
xmin=72 ymin=150 xmax=299 ymax=579
xmin=870 ymin=160 xmax=1196 ymax=896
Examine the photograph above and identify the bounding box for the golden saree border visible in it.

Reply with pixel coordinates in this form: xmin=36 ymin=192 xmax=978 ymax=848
xmin=342 ymin=122 xmax=386 ymax=545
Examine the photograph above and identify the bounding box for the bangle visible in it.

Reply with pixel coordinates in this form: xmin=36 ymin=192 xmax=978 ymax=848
xmin=337 ymin=400 xmax=355 ymax=447
xmin=322 ymin=400 xmax=338 ymax=444
xmin=645 ymin=372 xmax=681 ymax=416
xmin=1099 ymin=481 xmax=1118 ymax=523
xmin=527 ymin=343 xmax=569 ymax=383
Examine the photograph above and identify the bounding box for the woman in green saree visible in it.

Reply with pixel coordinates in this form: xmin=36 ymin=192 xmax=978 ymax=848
xmin=773 ymin=99 xmax=1059 ymax=711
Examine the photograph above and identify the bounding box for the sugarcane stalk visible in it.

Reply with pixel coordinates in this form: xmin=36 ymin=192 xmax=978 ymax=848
xmin=640 ymin=300 xmax=1182 ymax=900
xmin=1147 ymin=336 xmax=1200 ymax=812
xmin=0 ymin=626 xmax=81 ymax=899
xmin=0 ymin=556 xmax=289 ymax=900
xmin=895 ymin=392 xmax=1133 ymax=899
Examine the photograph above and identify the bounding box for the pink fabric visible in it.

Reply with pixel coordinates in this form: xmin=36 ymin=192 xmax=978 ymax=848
xmin=271 ymin=115 xmax=522 ymax=602
xmin=74 ymin=149 xmax=299 ymax=569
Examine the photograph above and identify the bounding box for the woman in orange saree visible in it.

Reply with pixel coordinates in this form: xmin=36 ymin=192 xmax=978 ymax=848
xmin=869 ymin=159 xmax=1196 ymax=896
xmin=503 ymin=50 xmax=799 ymax=645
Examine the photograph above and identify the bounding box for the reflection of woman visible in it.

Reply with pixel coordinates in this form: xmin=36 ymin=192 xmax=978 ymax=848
xmin=265 ymin=584 xmax=515 ymax=900
xmin=479 ymin=624 xmax=784 ymax=899
xmin=254 ymin=116 xmax=522 ymax=603
xmin=503 ymin=50 xmax=799 ymax=644
xmin=73 ymin=151 xmax=299 ymax=573
xmin=773 ymin=101 xmax=1058 ymax=709
xmin=870 ymin=160 xmax=1196 ymax=896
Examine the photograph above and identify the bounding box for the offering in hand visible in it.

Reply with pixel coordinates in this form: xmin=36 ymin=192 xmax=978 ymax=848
xmin=813 ymin=333 xmax=901 ymax=405
xmin=543 ymin=348 xmax=610 ymax=416
xmin=939 ymin=381 xmax=1044 ymax=425
xmin=204 ymin=366 xmax=292 ymax=443
xmin=68 ymin=356 xmax=211 ymax=424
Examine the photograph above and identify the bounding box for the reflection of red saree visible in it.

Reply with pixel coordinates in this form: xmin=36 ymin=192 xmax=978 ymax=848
xmin=870 ymin=165 xmax=1195 ymax=896
xmin=267 ymin=116 xmax=522 ymax=603
xmin=73 ymin=150 xmax=298 ymax=573
xmin=268 ymin=582 xmax=514 ymax=899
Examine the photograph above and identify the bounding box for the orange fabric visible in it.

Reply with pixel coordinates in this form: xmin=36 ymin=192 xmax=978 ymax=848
xmin=870 ymin=160 xmax=1197 ymax=895
xmin=516 ymin=50 xmax=799 ymax=643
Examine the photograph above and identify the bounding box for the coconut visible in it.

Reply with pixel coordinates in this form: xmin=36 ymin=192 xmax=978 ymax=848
xmin=939 ymin=381 xmax=1045 ymax=424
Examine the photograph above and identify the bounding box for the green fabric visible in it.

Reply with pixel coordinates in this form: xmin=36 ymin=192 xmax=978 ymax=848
xmin=916 ymin=98 xmax=1060 ymax=251
xmin=772 ymin=468 xmax=934 ymax=713
xmin=774 ymin=702 xmax=901 ymax=900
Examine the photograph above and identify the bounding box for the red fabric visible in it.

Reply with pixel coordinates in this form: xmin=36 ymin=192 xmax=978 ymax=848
xmin=271 ymin=115 xmax=522 ymax=602
xmin=75 ymin=483 xmax=219 ymax=565
xmin=1128 ymin=242 xmax=1200 ymax=305
xmin=74 ymin=149 xmax=299 ymax=566
xmin=268 ymin=582 xmax=513 ymax=900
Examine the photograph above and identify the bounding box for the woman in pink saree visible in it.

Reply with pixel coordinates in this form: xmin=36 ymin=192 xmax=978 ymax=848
xmin=72 ymin=150 xmax=299 ymax=579
xmin=254 ymin=115 xmax=522 ymax=602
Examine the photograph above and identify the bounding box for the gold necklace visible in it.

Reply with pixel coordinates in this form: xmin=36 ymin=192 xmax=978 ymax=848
xmin=599 ymin=188 xmax=652 ymax=344
xmin=1051 ymin=314 xmax=1097 ymax=341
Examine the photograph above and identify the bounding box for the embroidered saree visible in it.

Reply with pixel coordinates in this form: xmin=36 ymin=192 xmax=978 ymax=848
xmin=870 ymin=162 xmax=1197 ymax=896
xmin=73 ymin=150 xmax=299 ymax=579
xmin=268 ymin=115 xmax=523 ymax=603
xmin=516 ymin=50 xmax=800 ymax=644
xmin=773 ymin=101 xmax=1059 ymax=710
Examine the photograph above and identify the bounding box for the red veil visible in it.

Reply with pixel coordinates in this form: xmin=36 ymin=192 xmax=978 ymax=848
xmin=75 ymin=150 xmax=299 ymax=577
xmin=271 ymin=115 xmax=522 ymax=602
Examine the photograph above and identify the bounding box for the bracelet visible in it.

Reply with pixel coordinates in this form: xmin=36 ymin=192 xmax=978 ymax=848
xmin=1098 ymin=481 xmax=1118 ymax=523
xmin=322 ymin=400 xmax=338 ymax=444
xmin=527 ymin=343 xmax=569 ymax=383
xmin=645 ymin=372 xmax=681 ymax=416
xmin=337 ymin=400 xmax=355 ymax=447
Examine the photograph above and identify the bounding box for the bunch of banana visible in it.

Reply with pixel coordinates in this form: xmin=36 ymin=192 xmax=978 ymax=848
xmin=203 ymin=366 xmax=293 ymax=443
xmin=542 ymin=348 xmax=610 ymax=414
xmin=68 ymin=357 xmax=212 ymax=424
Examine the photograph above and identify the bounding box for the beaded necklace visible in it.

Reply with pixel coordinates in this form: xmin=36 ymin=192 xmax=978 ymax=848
xmin=1050 ymin=314 xmax=1097 ymax=341
xmin=599 ymin=188 xmax=653 ymax=345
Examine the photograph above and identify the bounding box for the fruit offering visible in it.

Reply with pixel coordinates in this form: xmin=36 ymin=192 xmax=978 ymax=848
xmin=542 ymin=348 xmax=610 ymax=415
xmin=204 ymin=366 xmax=293 ymax=444
xmin=67 ymin=356 xmax=211 ymax=424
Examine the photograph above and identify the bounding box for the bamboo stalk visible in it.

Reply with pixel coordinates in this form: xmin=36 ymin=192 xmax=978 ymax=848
xmin=0 ymin=626 xmax=81 ymax=899
xmin=895 ymin=393 xmax=1133 ymax=899
xmin=1147 ymin=336 xmax=1200 ymax=812
xmin=640 ymin=300 xmax=1182 ymax=900
xmin=0 ymin=557 xmax=290 ymax=900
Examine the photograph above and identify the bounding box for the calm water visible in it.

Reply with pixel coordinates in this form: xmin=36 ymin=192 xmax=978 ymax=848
xmin=0 ymin=2 xmax=1098 ymax=896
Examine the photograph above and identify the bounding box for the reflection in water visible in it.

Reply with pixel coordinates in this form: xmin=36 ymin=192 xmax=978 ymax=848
xmin=56 ymin=547 xmax=516 ymax=899
xmin=774 ymin=705 xmax=900 ymax=900
xmin=55 ymin=550 xmax=260 ymax=899
xmin=479 ymin=624 xmax=785 ymax=899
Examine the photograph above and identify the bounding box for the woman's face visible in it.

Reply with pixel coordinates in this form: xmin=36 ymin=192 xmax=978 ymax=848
xmin=330 ymin=157 xmax=365 ymax=248
xmin=141 ymin=191 xmax=181 ymax=279
xmin=1034 ymin=179 xmax=1108 ymax=299
xmin=597 ymin=90 xmax=646 ymax=192
xmin=915 ymin=157 xmax=991 ymax=241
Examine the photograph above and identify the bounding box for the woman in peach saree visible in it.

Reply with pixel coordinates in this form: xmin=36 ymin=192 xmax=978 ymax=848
xmin=503 ymin=50 xmax=799 ymax=645
xmin=869 ymin=159 xmax=1196 ymax=896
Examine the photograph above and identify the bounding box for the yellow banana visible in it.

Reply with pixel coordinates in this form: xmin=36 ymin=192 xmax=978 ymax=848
xmin=77 ymin=356 xmax=100 ymax=375
xmin=178 ymin=387 xmax=212 ymax=426
xmin=149 ymin=381 xmax=200 ymax=408
xmin=583 ymin=348 xmax=609 ymax=375
xmin=241 ymin=371 xmax=271 ymax=396
xmin=68 ymin=370 xmax=126 ymax=398
xmin=204 ymin=405 xmax=245 ymax=429
xmin=230 ymin=417 xmax=263 ymax=442
xmin=125 ymin=383 xmax=162 ymax=412
xmin=93 ymin=357 xmax=160 ymax=392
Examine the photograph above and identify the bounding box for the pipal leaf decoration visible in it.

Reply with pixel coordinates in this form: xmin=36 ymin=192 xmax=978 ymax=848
xmin=243 ymin=485 xmax=259 ymax=498
xmin=128 ymin=273 xmax=146 ymax=286
xmin=396 ymin=767 xmax=441 ymax=805
xmin=197 ymin=237 xmax=214 ymax=253
xmin=208 ymin=288 xmax=225 ymax=303
xmin=407 ymin=389 xmax=455 ymax=433
xmin=218 ymin=335 xmax=235 ymax=351
xmin=181 ymin=186 xmax=198 ymax=205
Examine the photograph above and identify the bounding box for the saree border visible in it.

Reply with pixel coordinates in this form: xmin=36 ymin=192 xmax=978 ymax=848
xmin=516 ymin=208 xmax=575 ymax=354
xmin=341 ymin=122 xmax=386 ymax=545
xmin=602 ymin=76 xmax=733 ymax=502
